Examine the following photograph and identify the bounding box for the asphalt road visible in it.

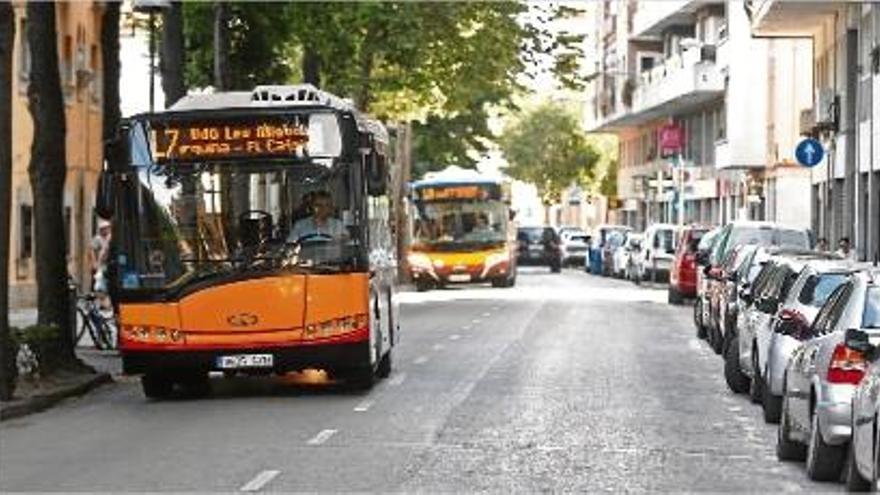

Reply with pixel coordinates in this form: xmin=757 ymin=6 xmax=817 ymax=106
xmin=0 ymin=268 xmax=840 ymax=492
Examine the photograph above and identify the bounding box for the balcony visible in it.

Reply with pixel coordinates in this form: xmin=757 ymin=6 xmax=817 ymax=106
xmin=632 ymin=0 xmax=700 ymax=40
xmin=589 ymin=44 xmax=724 ymax=132
xmin=749 ymin=0 xmax=841 ymax=37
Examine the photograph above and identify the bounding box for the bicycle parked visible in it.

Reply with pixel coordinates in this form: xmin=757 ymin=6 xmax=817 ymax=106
xmin=69 ymin=277 xmax=117 ymax=350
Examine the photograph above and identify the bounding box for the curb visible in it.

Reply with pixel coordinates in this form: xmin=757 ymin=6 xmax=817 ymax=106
xmin=0 ymin=373 xmax=113 ymax=421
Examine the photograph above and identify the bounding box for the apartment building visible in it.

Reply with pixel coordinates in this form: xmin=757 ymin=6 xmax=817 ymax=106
xmin=8 ymin=2 xmax=105 ymax=308
xmin=585 ymin=0 xmax=813 ymax=232
xmin=751 ymin=1 xmax=880 ymax=262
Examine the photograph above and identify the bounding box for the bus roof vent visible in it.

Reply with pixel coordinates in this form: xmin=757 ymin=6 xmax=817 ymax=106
xmin=250 ymin=84 xmax=354 ymax=111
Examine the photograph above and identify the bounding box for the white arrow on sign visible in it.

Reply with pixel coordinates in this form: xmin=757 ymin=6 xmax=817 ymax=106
xmin=803 ymin=142 xmax=816 ymax=163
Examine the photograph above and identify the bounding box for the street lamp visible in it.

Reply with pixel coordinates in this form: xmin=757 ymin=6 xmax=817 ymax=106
xmin=132 ymin=0 xmax=170 ymax=112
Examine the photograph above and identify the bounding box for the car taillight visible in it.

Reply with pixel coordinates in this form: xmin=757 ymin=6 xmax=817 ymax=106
xmin=683 ymin=253 xmax=695 ymax=268
xmin=827 ymin=343 xmax=868 ymax=384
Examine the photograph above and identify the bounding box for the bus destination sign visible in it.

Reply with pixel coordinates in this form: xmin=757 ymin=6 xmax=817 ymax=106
xmin=152 ymin=120 xmax=309 ymax=162
xmin=417 ymin=185 xmax=498 ymax=201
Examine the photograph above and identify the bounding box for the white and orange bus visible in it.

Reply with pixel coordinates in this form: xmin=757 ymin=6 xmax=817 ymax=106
xmin=407 ymin=167 xmax=517 ymax=291
xmin=100 ymin=85 xmax=399 ymax=398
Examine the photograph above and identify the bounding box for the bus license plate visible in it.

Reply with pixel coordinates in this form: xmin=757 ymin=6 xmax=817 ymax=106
xmin=216 ymin=354 xmax=274 ymax=369
xmin=448 ymin=274 xmax=471 ymax=283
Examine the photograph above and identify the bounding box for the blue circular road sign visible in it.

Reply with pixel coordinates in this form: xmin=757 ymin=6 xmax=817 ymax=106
xmin=795 ymin=138 xmax=824 ymax=167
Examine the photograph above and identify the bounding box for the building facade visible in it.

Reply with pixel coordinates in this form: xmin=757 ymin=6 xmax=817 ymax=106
xmin=751 ymin=1 xmax=880 ymax=262
xmin=585 ymin=0 xmax=813 ymax=233
xmin=8 ymin=2 xmax=105 ymax=308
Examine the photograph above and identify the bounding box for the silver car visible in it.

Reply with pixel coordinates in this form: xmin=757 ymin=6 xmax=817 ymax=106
xmin=760 ymin=259 xmax=853 ymax=424
xmin=843 ymin=274 xmax=880 ymax=490
xmin=778 ymin=269 xmax=880 ymax=481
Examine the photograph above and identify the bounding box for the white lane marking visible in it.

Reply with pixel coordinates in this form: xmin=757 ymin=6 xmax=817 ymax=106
xmin=461 ymin=325 xmax=472 ymax=331
xmin=449 ymin=334 xmax=461 ymax=341
xmin=240 ymin=470 xmax=280 ymax=492
xmin=687 ymin=339 xmax=703 ymax=352
xmin=482 ymin=312 xmax=491 ymax=317
xmin=354 ymin=399 xmax=374 ymax=412
xmin=471 ymin=319 xmax=481 ymax=324
xmin=306 ymin=429 xmax=337 ymax=445
xmin=432 ymin=343 xmax=445 ymax=351
xmin=414 ymin=355 xmax=429 ymax=365
xmin=389 ymin=372 xmax=407 ymax=386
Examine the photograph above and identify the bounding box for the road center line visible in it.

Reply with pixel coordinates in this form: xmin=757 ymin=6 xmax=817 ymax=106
xmin=353 ymin=399 xmax=374 ymax=412
xmin=240 ymin=470 xmax=280 ymax=492
xmin=414 ymin=355 xmax=429 ymax=365
xmin=449 ymin=334 xmax=460 ymax=341
xmin=471 ymin=318 xmax=481 ymax=324
xmin=306 ymin=429 xmax=338 ymax=445
xmin=461 ymin=325 xmax=472 ymax=330
xmin=482 ymin=312 xmax=491 ymax=317
xmin=432 ymin=343 xmax=445 ymax=351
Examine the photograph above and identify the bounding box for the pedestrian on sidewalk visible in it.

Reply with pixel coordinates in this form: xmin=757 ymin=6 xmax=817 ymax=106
xmin=89 ymin=218 xmax=112 ymax=307
xmin=815 ymin=237 xmax=829 ymax=252
xmin=836 ymin=237 xmax=857 ymax=261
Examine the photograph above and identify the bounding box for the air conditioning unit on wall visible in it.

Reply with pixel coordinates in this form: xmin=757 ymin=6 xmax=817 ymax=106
xmin=814 ymin=87 xmax=838 ymax=131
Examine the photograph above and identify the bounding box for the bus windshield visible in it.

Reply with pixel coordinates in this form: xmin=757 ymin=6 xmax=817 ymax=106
xmin=412 ymin=200 xmax=508 ymax=250
xmin=113 ymin=123 xmax=364 ymax=294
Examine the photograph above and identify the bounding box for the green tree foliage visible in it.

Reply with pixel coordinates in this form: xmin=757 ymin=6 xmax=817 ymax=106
xmin=183 ymin=2 xmax=295 ymax=90
xmin=499 ymin=102 xmax=600 ymax=205
xmin=179 ymin=2 xmax=585 ymax=175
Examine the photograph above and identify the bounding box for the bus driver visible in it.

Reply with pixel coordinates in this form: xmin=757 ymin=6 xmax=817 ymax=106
xmin=288 ymin=190 xmax=347 ymax=243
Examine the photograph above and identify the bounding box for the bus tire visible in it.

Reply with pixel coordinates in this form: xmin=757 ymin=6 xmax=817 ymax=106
xmin=180 ymin=373 xmax=211 ymax=398
xmin=415 ymin=280 xmax=432 ymax=292
xmin=507 ymin=275 xmax=516 ymax=288
xmin=376 ymin=350 xmax=392 ymax=379
xmin=346 ymin=366 xmax=376 ymax=391
xmin=141 ymin=374 xmax=174 ymax=400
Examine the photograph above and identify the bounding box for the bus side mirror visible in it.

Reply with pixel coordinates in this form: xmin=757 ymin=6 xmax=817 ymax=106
xmin=366 ymin=153 xmax=387 ymax=196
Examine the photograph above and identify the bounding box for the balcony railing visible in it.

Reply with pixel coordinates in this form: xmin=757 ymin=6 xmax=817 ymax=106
xmin=629 ymin=44 xmax=723 ymax=115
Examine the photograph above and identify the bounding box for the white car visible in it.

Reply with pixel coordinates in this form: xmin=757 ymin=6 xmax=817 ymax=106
xmin=636 ymin=223 xmax=677 ymax=282
xmin=612 ymin=232 xmax=642 ymax=280
xmin=560 ymin=230 xmax=590 ymax=267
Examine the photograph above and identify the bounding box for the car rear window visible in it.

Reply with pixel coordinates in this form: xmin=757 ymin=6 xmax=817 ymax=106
xmin=798 ymin=273 xmax=850 ymax=307
xmin=518 ymin=228 xmax=543 ymax=242
xmin=730 ymin=226 xmax=809 ymax=249
xmin=569 ymin=235 xmax=589 ymax=243
xmin=864 ymin=287 xmax=880 ymax=329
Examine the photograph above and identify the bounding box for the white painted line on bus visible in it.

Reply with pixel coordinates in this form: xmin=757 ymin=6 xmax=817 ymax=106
xmin=240 ymin=470 xmax=280 ymax=492
xmin=354 ymin=399 xmax=374 ymax=412
xmin=414 ymin=355 xmax=429 ymax=365
xmin=449 ymin=334 xmax=461 ymax=341
xmin=432 ymin=343 xmax=445 ymax=351
xmin=389 ymin=372 xmax=407 ymax=386
xmin=306 ymin=429 xmax=337 ymax=445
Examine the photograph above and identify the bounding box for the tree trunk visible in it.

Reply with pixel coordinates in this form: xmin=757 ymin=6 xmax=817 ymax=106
xmin=0 ymin=1 xmax=17 ymax=400
xmin=302 ymin=45 xmax=321 ymax=88
xmin=213 ymin=2 xmax=230 ymax=91
xmin=161 ymin=1 xmax=186 ymax=107
xmin=100 ymin=0 xmax=124 ymax=194
xmin=26 ymin=3 xmax=77 ymax=371
xmin=355 ymin=45 xmax=374 ymax=113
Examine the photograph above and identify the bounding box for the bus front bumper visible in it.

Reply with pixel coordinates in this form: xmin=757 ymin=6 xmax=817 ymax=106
xmin=122 ymin=341 xmax=371 ymax=375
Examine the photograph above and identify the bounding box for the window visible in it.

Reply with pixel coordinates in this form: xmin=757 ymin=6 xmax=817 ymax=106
xmin=798 ymin=273 xmax=850 ymax=307
xmin=863 ymin=287 xmax=880 ymax=329
xmin=18 ymin=18 xmax=30 ymax=82
xmin=19 ymin=204 xmax=33 ymax=260
xmin=812 ymin=283 xmax=849 ymax=335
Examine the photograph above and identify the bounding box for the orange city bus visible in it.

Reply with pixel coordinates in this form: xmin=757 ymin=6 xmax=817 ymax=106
xmin=100 ymin=85 xmax=399 ymax=398
xmin=407 ymin=167 xmax=517 ymax=291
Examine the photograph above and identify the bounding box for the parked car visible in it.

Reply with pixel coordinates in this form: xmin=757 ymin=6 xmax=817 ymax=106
xmin=611 ymin=232 xmax=642 ymax=279
xmin=695 ymin=227 xmax=723 ymax=339
xmin=669 ymin=225 xmax=710 ymax=304
xmin=636 ymin=223 xmax=678 ymax=283
xmin=737 ymin=250 xmax=825 ymax=402
xmin=699 ymin=221 xmax=811 ymax=342
xmin=845 ymin=283 xmax=880 ymax=489
xmin=517 ymin=226 xmax=562 ymax=273
xmin=706 ymin=244 xmax=758 ymax=354
xmin=560 ymin=230 xmax=591 ymax=267
xmin=758 ymin=258 xmax=852 ymax=423
xmin=724 ymin=245 xmax=772 ymax=393
xmin=594 ymin=224 xmax=631 ymax=277
xmin=778 ymin=268 xmax=880 ymax=481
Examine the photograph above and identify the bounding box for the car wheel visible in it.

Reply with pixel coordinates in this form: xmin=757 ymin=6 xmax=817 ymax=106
xmin=668 ymin=286 xmax=683 ymax=305
xmin=694 ymin=299 xmax=707 ymax=339
xmin=376 ymin=350 xmax=392 ymax=379
xmin=724 ymin=336 xmax=749 ymax=394
xmin=806 ymin=406 xmax=846 ymax=481
xmin=777 ymin=390 xmax=807 ymax=461
xmin=749 ymin=351 xmax=763 ymax=404
xmin=762 ymin=383 xmax=782 ymax=424
xmin=846 ymin=438 xmax=873 ymax=491
xmin=709 ymin=325 xmax=723 ymax=355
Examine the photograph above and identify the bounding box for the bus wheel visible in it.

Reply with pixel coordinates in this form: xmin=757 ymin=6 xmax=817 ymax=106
xmin=141 ymin=374 xmax=174 ymax=400
xmin=376 ymin=350 xmax=392 ymax=379
xmin=491 ymin=278 xmax=507 ymax=288
xmin=180 ymin=373 xmax=211 ymax=398
xmin=415 ymin=280 xmax=432 ymax=292
xmin=345 ymin=367 xmax=376 ymax=391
